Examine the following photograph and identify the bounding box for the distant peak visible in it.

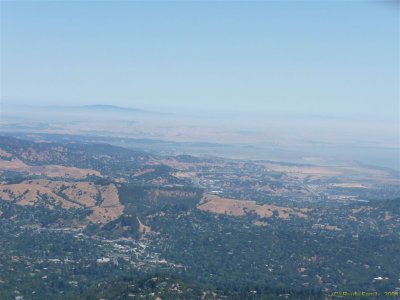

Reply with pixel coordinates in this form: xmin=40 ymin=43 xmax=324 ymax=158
xmin=80 ymin=104 xmax=147 ymax=112
xmin=38 ymin=104 xmax=154 ymax=114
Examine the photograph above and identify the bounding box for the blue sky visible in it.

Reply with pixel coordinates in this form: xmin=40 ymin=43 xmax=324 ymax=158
xmin=1 ymin=1 xmax=399 ymax=117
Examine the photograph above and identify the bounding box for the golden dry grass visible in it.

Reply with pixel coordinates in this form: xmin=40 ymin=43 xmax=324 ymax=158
xmin=0 ymin=180 xmax=123 ymax=224
xmin=85 ymin=184 xmax=124 ymax=224
xmin=0 ymin=180 xmax=79 ymax=209
xmin=0 ymin=158 xmax=27 ymax=170
xmin=263 ymin=163 xmax=341 ymax=180
xmin=198 ymin=194 xmax=308 ymax=219
xmin=0 ymin=158 xmax=102 ymax=179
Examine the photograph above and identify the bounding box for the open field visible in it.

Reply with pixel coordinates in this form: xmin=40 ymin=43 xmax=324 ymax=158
xmin=198 ymin=194 xmax=308 ymax=219
xmin=0 ymin=157 xmax=102 ymax=179
xmin=0 ymin=180 xmax=123 ymax=224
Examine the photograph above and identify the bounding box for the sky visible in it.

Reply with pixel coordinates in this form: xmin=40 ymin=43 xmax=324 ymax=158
xmin=1 ymin=1 xmax=399 ymax=118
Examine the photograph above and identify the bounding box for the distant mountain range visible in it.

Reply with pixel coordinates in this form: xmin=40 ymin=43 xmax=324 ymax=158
xmin=47 ymin=104 xmax=154 ymax=114
xmin=3 ymin=103 xmax=160 ymax=115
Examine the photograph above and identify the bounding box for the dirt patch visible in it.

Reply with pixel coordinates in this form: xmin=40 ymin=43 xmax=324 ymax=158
xmin=198 ymin=194 xmax=308 ymax=219
xmin=325 ymin=225 xmax=341 ymax=231
xmin=298 ymin=267 xmax=307 ymax=273
xmin=137 ymin=217 xmax=151 ymax=234
xmin=312 ymin=224 xmax=342 ymax=231
xmin=331 ymin=183 xmax=368 ymax=189
xmin=384 ymin=212 xmax=392 ymax=221
xmin=172 ymin=172 xmax=194 ymax=179
xmin=253 ymin=220 xmax=268 ymax=227
xmin=133 ymin=169 xmax=155 ymax=177
xmin=0 ymin=149 xmax=13 ymax=158
xmin=351 ymin=207 xmax=372 ymax=214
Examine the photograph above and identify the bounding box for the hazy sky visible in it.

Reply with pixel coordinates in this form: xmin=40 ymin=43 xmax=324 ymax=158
xmin=1 ymin=1 xmax=399 ymax=117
